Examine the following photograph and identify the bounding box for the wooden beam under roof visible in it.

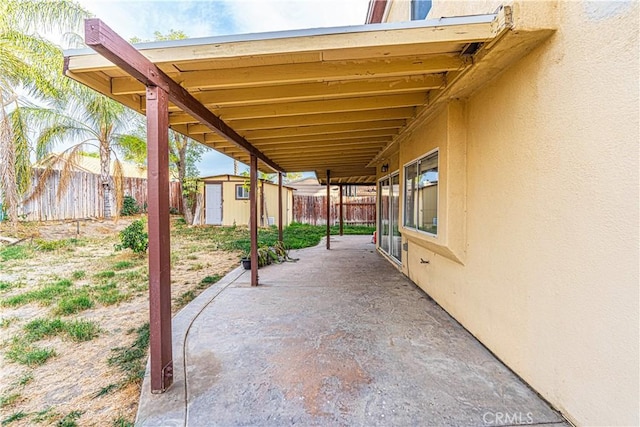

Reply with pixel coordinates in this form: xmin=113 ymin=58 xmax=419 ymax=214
xmin=186 ymin=120 xmax=405 ymax=137
xmin=113 ymin=73 xmax=445 ymax=99
xmin=221 ymin=108 xmax=416 ymax=130
xmin=79 ymin=18 xmax=283 ymax=172
xmin=209 ymin=93 xmax=427 ymax=120
xmin=177 ymin=55 xmax=465 ymax=90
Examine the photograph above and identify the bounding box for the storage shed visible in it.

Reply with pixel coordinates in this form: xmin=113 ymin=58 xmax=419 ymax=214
xmin=201 ymin=174 xmax=293 ymax=227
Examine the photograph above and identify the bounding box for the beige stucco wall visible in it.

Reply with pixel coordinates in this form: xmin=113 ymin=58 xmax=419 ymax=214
xmin=378 ymin=1 xmax=639 ymax=425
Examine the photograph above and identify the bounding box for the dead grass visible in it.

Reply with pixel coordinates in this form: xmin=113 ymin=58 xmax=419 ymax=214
xmin=0 ymin=217 xmax=241 ymax=426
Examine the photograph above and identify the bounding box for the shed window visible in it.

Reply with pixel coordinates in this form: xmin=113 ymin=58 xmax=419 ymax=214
xmin=235 ymin=184 xmax=249 ymax=200
xmin=404 ymin=150 xmax=438 ymax=235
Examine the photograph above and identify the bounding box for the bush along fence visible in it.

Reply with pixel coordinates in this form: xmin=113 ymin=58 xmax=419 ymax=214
xmin=293 ymin=195 xmax=376 ymax=226
xmin=17 ymin=169 xmax=183 ymax=221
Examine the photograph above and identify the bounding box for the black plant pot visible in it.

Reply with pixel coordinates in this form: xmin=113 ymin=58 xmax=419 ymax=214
xmin=241 ymin=258 xmax=251 ymax=270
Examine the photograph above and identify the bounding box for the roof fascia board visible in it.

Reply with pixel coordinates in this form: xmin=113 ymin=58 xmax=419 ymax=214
xmin=65 ymin=13 xmax=498 ymax=70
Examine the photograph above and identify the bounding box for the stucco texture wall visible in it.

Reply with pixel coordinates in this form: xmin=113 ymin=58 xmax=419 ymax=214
xmin=388 ymin=1 xmax=639 ymax=425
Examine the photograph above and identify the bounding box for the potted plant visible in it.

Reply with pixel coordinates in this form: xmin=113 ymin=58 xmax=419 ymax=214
xmin=240 ymin=251 xmax=251 ymax=270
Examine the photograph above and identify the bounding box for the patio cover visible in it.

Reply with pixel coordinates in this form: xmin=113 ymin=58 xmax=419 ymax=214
xmin=63 ymin=5 xmax=552 ymax=184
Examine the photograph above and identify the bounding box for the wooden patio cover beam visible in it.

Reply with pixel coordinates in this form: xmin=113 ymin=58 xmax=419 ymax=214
xmin=83 ymin=18 xmax=283 ymax=173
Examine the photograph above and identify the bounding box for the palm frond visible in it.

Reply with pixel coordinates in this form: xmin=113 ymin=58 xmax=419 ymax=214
xmin=56 ymin=144 xmax=84 ymax=200
xmin=8 ymin=105 xmax=31 ymax=195
xmin=112 ymin=156 xmax=124 ymax=221
xmin=4 ymin=0 xmax=90 ymax=40
xmin=0 ymin=30 xmax=66 ymax=101
xmin=115 ymin=133 xmax=147 ymax=164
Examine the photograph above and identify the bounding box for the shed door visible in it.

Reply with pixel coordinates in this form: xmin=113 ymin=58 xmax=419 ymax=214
xmin=205 ymin=184 xmax=222 ymax=225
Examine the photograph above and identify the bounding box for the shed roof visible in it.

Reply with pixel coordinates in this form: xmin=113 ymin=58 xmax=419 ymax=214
xmin=64 ymin=6 xmax=552 ymax=184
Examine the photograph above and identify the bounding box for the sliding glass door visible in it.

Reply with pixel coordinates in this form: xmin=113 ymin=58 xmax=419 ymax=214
xmin=378 ymin=172 xmax=400 ymax=263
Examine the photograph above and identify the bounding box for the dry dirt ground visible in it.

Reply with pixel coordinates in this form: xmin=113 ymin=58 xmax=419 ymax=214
xmin=0 ymin=217 xmax=241 ymax=426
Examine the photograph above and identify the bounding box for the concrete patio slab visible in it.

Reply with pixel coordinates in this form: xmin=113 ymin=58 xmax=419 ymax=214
xmin=136 ymin=236 xmax=567 ymax=426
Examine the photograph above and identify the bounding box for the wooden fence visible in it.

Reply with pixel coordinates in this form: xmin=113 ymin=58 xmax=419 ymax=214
xmin=18 ymin=169 xmax=182 ymax=221
xmin=293 ymin=195 xmax=376 ymax=226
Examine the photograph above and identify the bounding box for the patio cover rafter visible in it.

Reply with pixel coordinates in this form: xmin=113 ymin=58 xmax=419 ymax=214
xmin=81 ymin=19 xmax=283 ymax=172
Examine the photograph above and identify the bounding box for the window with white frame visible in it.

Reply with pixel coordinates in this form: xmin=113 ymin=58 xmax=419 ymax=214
xmin=404 ymin=150 xmax=438 ymax=235
xmin=235 ymin=184 xmax=249 ymax=200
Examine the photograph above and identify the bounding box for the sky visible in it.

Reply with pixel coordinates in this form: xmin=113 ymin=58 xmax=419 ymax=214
xmin=74 ymin=0 xmax=371 ymax=177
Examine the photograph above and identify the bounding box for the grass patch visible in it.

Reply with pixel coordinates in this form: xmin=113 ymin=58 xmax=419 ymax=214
xmin=16 ymin=373 xmax=33 ymax=386
xmin=2 ymin=410 xmax=26 ymax=425
xmin=93 ymin=383 xmax=119 ymax=398
xmin=71 ymin=270 xmax=86 ymax=280
xmin=108 ymin=323 xmax=149 ymax=384
xmin=175 ymin=290 xmax=196 ymax=308
xmin=0 ymin=245 xmax=31 ymax=262
xmin=32 ymin=407 xmax=59 ymax=423
xmin=1 ymin=279 xmax=73 ymax=307
xmin=200 ymin=274 xmax=221 ymax=286
xmin=23 ymin=318 xmax=100 ymax=342
xmin=0 ymin=280 xmax=15 ymax=291
xmin=113 ymin=261 xmax=134 ymax=270
xmin=23 ymin=318 xmax=65 ymax=341
xmin=4 ymin=318 xmax=99 ymax=367
xmin=187 ymin=263 xmax=204 ymax=271
xmin=5 ymin=340 xmax=56 ymax=366
xmin=94 ymin=283 xmax=131 ymax=306
xmin=64 ymin=320 xmax=100 ymax=342
xmin=95 ymin=270 xmax=116 ymax=279
xmin=56 ymin=410 xmax=83 ymax=427
xmin=173 ymin=221 xmax=375 ymax=254
xmin=55 ymin=293 xmax=94 ymax=315
xmin=1 ymin=317 xmax=18 ymax=328
xmin=34 ymin=239 xmax=69 ymax=252
xmin=0 ymin=393 xmax=20 ymax=408
xmin=112 ymin=416 xmax=134 ymax=427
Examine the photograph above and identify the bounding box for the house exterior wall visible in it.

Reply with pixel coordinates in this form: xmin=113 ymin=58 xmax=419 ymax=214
xmin=377 ymin=1 xmax=639 ymax=425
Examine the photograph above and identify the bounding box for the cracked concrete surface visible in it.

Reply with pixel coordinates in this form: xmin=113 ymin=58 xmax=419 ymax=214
xmin=136 ymin=235 xmax=568 ymax=426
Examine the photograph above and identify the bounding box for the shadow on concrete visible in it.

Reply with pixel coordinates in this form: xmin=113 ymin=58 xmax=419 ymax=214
xmin=136 ymin=235 xmax=567 ymax=426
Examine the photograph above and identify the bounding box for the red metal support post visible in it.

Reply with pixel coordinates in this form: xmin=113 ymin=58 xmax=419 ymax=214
xmin=278 ymin=173 xmax=283 ymax=242
xmin=339 ymin=184 xmax=344 ymax=236
xmin=250 ymin=155 xmax=259 ymax=286
xmin=146 ymin=86 xmax=173 ymax=393
xmin=326 ymin=170 xmax=331 ymax=250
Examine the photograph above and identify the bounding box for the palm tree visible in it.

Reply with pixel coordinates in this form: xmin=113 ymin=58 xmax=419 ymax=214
xmin=27 ymin=89 xmax=145 ymax=219
xmin=0 ymin=0 xmax=88 ymax=228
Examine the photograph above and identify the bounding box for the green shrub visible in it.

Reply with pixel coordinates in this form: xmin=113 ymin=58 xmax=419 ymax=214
xmin=120 ymin=196 xmax=140 ymax=216
xmin=115 ymin=220 xmax=148 ymax=254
